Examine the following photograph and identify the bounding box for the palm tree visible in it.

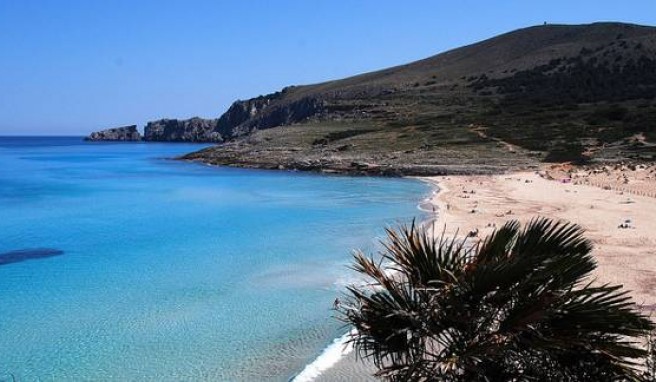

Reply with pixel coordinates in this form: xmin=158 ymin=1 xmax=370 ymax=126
xmin=337 ymin=218 xmax=654 ymax=381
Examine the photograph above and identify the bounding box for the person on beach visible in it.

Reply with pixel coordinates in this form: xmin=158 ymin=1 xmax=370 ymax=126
xmin=333 ymin=297 xmax=340 ymax=309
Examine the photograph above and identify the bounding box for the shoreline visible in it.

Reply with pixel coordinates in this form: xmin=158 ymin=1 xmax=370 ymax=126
xmin=311 ymin=164 xmax=656 ymax=381
xmin=179 ymin=153 xmax=529 ymax=177
xmin=422 ymin=167 xmax=656 ymax=309
xmin=300 ymin=177 xmax=441 ymax=382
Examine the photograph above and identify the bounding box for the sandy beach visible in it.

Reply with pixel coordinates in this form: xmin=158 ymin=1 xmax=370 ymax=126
xmin=314 ymin=163 xmax=656 ymax=381
xmin=422 ymin=164 xmax=656 ymax=309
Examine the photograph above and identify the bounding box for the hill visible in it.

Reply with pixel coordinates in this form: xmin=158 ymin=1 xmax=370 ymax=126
xmin=178 ymin=22 xmax=656 ymax=175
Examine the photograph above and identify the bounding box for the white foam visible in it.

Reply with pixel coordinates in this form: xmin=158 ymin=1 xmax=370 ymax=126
xmin=294 ymin=181 xmax=440 ymax=381
xmin=292 ymin=329 xmax=355 ymax=382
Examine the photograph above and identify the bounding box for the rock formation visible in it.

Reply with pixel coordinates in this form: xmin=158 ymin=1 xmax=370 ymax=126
xmin=215 ymin=93 xmax=326 ymax=138
xmin=85 ymin=125 xmax=141 ymax=141
xmin=140 ymin=95 xmax=325 ymax=142
xmin=143 ymin=117 xmax=222 ymax=142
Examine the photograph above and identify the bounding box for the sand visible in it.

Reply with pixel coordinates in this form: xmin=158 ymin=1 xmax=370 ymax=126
xmin=313 ymin=164 xmax=656 ymax=381
xmin=421 ymin=165 xmax=656 ymax=308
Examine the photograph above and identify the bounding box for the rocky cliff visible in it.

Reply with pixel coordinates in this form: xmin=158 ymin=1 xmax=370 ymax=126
xmin=140 ymin=93 xmax=326 ymax=142
xmin=215 ymin=93 xmax=326 ymax=138
xmin=143 ymin=117 xmax=222 ymax=142
xmin=85 ymin=125 xmax=141 ymax=141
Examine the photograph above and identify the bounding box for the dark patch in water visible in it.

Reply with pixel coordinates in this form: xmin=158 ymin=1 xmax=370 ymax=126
xmin=0 ymin=248 xmax=64 ymax=266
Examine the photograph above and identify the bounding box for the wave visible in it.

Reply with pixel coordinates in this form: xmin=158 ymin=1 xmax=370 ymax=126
xmin=417 ymin=182 xmax=440 ymax=213
xmin=291 ymin=329 xmax=355 ymax=382
xmin=292 ymin=179 xmax=440 ymax=381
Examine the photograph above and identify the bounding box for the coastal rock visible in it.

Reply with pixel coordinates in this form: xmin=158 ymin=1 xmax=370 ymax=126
xmin=141 ymin=95 xmax=326 ymax=143
xmin=215 ymin=93 xmax=326 ymax=138
xmin=143 ymin=117 xmax=222 ymax=142
xmin=217 ymin=95 xmax=278 ymax=133
xmin=85 ymin=125 xmax=141 ymax=141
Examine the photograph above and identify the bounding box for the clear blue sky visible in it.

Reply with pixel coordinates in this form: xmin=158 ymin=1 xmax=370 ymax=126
xmin=1 ymin=0 xmax=654 ymax=135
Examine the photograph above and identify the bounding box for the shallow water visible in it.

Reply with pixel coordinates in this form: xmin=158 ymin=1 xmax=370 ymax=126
xmin=0 ymin=137 xmax=428 ymax=381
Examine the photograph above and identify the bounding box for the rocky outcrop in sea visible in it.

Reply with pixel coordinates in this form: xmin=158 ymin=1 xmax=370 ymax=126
xmin=143 ymin=117 xmax=222 ymax=142
xmin=138 ymin=94 xmax=325 ymax=142
xmin=85 ymin=125 xmax=141 ymax=141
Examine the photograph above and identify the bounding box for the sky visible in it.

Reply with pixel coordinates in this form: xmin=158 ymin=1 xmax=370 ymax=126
xmin=0 ymin=1 xmax=654 ymax=135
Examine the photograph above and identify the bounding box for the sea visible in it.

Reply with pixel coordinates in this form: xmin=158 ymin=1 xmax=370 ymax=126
xmin=0 ymin=137 xmax=429 ymax=381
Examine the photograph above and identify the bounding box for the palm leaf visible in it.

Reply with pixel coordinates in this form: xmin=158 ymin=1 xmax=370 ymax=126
xmin=337 ymin=218 xmax=655 ymax=381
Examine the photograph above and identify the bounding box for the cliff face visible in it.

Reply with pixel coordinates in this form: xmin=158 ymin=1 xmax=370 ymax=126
xmin=217 ymin=96 xmax=278 ymax=133
xmin=139 ymin=94 xmax=326 ymax=142
xmin=85 ymin=125 xmax=141 ymax=141
xmin=216 ymin=95 xmax=326 ymax=138
xmin=143 ymin=117 xmax=222 ymax=142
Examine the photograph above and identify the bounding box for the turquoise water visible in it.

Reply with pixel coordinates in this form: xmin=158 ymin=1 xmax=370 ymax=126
xmin=0 ymin=137 xmax=428 ymax=381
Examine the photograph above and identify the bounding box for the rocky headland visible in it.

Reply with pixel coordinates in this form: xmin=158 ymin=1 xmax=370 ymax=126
xmin=143 ymin=117 xmax=222 ymax=142
xmin=85 ymin=125 xmax=141 ymax=141
xmin=182 ymin=22 xmax=656 ymax=175
xmin=88 ymin=23 xmax=656 ymax=175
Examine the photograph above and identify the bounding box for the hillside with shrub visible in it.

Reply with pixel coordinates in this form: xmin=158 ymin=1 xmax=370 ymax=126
xmin=182 ymin=22 xmax=656 ymax=175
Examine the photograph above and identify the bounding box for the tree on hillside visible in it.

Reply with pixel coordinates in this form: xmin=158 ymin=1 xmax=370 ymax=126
xmin=337 ymin=218 xmax=654 ymax=381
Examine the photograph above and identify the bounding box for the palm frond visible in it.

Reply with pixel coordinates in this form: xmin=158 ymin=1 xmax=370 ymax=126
xmin=337 ymin=217 xmax=655 ymax=381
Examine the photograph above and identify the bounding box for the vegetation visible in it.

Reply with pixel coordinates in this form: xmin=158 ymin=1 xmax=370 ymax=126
xmin=187 ymin=23 xmax=656 ymax=174
xmin=470 ymin=54 xmax=656 ymax=104
xmin=338 ymin=218 xmax=654 ymax=381
xmin=312 ymin=128 xmax=376 ymax=146
xmin=543 ymin=142 xmax=590 ymax=164
xmin=467 ymin=51 xmax=656 ymax=161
